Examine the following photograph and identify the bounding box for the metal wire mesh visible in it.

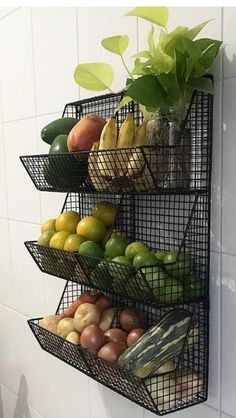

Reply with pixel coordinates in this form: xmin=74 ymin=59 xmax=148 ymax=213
xmin=20 ymin=91 xmax=213 ymax=194
xmin=28 ymin=282 xmax=208 ymax=415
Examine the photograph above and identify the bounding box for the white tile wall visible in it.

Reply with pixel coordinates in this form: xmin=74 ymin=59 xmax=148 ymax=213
xmin=0 ymin=5 xmax=235 ymax=418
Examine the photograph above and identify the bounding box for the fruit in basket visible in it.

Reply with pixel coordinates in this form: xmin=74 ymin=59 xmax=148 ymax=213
xmin=67 ymin=113 xmax=106 ymax=152
xmin=41 ymin=218 xmax=56 ymax=233
xmin=41 ymin=117 xmax=78 ymax=145
xmin=118 ymin=309 xmax=191 ymax=378
xmin=92 ymin=201 xmax=117 ymax=227
xmin=66 ymin=331 xmax=80 ymax=345
xmin=64 ymin=234 xmax=87 ymax=252
xmin=125 ymin=241 xmax=149 ymax=261
xmin=49 ymin=231 xmax=71 ymax=250
xmin=163 ymin=251 xmax=191 ymax=278
xmin=49 ymin=134 xmax=68 ymax=154
xmin=55 ymin=211 xmax=81 ymax=234
xmin=158 ymin=278 xmax=183 ymax=302
xmin=78 ymin=241 xmax=104 ymax=259
xmin=97 ymin=117 xmax=117 ymax=177
xmin=105 ymin=236 xmax=128 ymax=259
xmin=80 ymin=324 xmax=105 ymax=354
xmin=125 ymin=274 xmax=151 ymax=300
xmin=74 ymin=303 xmax=101 ymax=333
xmin=99 ymin=308 xmax=117 ymax=332
xmin=77 ymin=216 xmax=106 ymax=242
xmin=60 ymin=298 xmax=82 ymax=319
xmin=39 ymin=314 xmax=61 ymax=335
xmin=37 ymin=230 xmax=55 ymax=247
xmin=144 ymin=266 xmax=167 ymax=297
xmin=183 ymin=275 xmax=204 ymax=299
xmin=79 ymin=290 xmax=101 ymax=304
xmin=96 ymin=295 xmax=112 ymax=311
xmin=133 ymin=251 xmax=158 ymax=268
xmin=127 ymin=328 xmax=145 ymax=347
xmin=127 ymin=121 xmax=148 ymax=177
xmin=104 ymin=328 xmax=127 ymax=344
xmin=120 ymin=308 xmax=144 ymax=333
xmin=57 ymin=317 xmax=77 ymax=338
xmin=116 ymin=113 xmax=135 ymax=177
xmin=112 ymin=256 xmax=132 ymax=265
xmin=90 ymin=261 xmax=113 ymax=289
xmin=98 ymin=341 xmax=126 ymax=363
xmin=155 ymin=251 xmax=166 ymax=263
xmin=88 ymin=140 xmax=111 ymax=191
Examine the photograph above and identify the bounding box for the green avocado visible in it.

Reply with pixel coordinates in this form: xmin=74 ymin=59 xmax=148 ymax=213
xmin=41 ymin=117 xmax=77 ymax=145
xmin=49 ymin=134 xmax=68 ymax=154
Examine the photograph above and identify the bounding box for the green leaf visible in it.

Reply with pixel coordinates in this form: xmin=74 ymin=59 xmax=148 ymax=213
xmin=148 ymin=26 xmax=155 ymax=57
xmin=127 ymin=75 xmax=168 ymax=108
xmin=101 ymin=35 xmax=129 ymax=56
xmin=133 ymin=50 xmax=150 ymax=59
xmin=74 ymin=63 xmax=114 ymax=91
xmin=187 ymin=77 xmax=214 ymax=94
xmin=115 ymin=95 xmax=133 ymax=112
xmin=158 ymin=73 xmax=181 ymax=102
xmin=159 ymin=26 xmax=188 ymax=53
xmin=182 ymin=38 xmax=201 ymax=81
xmin=198 ymin=40 xmax=222 ymax=71
xmin=125 ymin=7 xmax=169 ymax=27
xmin=148 ymin=50 xmax=174 ymax=74
xmin=184 ymin=20 xmax=213 ymax=40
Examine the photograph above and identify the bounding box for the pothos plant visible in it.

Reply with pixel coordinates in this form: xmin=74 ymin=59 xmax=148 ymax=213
xmin=74 ymin=7 xmax=222 ymax=118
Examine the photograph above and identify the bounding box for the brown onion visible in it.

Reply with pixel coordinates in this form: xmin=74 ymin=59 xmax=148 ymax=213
xmin=127 ymin=328 xmax=145 ymax=347
xmin=120 ymin=308 xmax=144 ymax=332
xmin=104 ymin=328 xmax=127 ymax=344
xmin=80 ymin=324 xmax=105 ymax=354
xmin=95 ymin=296 xmax=112 ymax=311
xmin=79 ymin=291 xmax=100 ymax=304
xmin=98 ymin=341 xmax=126 ymax=363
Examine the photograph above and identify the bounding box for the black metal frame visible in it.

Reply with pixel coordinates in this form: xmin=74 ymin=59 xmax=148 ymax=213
xmin=20 ymin=90 xmax=213 ymax=415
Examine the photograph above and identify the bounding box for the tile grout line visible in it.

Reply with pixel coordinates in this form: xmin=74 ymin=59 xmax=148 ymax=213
xmin=0 ymin=7 xmax=21 ymax=20
xmin=1 ymin=383 xmax=45 ymax=417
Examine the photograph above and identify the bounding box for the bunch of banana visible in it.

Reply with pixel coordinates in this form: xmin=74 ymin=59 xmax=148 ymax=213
xmin=127 ymin=120 xmax=148 ymax=178
xmin=115 ymin=113 xmax=135 ymax=177
xmin=97 ymin=117 xmax=117 ymax=178
xmin=88 ymin=140 xmax=111 ymax=191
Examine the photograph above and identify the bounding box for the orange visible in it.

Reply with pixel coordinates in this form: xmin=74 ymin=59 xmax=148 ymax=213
xmin=55 ymin=211 xmax=81 ymax=234
xmin=49 ymin=231 xmax=71 ymax=250
xmin=41 ymin=218 xmax=56 ymax=233
xmin=37 ymin=230 xmax=55 ymax=247
xmin=77 ymin=216 xmax=106 ymax=242
xmin=91 ymin=201 xmax=117 ymax=227
xmin=64 ymin=234 xmax=87 ymax=252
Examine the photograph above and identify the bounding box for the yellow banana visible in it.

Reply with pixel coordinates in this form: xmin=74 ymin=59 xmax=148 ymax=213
xmin=127 ymin=120 xmax=148 ymax=177
xmin=97 ymin=117 xmax=117 ymax=177
xmin=88 ymin=140 xmax=110 ymax=191
xmin=116 ymin=113 xmax=135 ymax=177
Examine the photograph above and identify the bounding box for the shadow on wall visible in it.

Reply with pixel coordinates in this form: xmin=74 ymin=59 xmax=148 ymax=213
xmin=0 ymin=385 xmax=4 ymax=418
xmin=13 ymin=375 xmax=31 ymax=418
xmin=99 ymin=384 xmax=140 ymax=418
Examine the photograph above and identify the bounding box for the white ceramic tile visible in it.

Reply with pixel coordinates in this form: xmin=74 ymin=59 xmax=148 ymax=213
xmin=211 ymin=81 xmax=222 ymax=253
xmin=0 ymin=8 xmax=19 ymax=19
xmin=0 ymin=385 xmax=15 ymax=418
xmin=0 ymin=8 xmax=35 ymax=121
xmin=44 ymin=275 xmax=65 ymax=314
xmin=223 ymin=7 xmax=236 ymax=79
xmin=222 ymin=413 xmax=236 ymax=418
xmin=40 ymin=193 xmax=66 ymax=224
xmin=222 ymin=254 xmax=236 ymax=416
xmin=77 ymin=7 xmax=138 ymax=99
xmin=0 ymin=385 xmax=43 ymax=418
xmin=32 ymin=8 xmax=78 ymax=115
xmin=89 ymin=380 xmax=143 ymax=418
xmin=3 ymin=118 xmax=41 ymax=224
xmin=0 ymin=219 xmax=13 ymax=307
xmin=208 ymin=252 xmax=220 ymax=409
xmin=9 ymin=220 xmax=45 ymax=317
xmin=145 ymin=404 xmax=219 ymax=418
xmin=0 ymin=124 xmax=8 ymax=219
xmin=0 ymin=305 xmax=17 ymax=394
xmin=138 ymin=7 xmax=222 ymax=81
xmin=222 ymin=79 xmax=236 ymax=254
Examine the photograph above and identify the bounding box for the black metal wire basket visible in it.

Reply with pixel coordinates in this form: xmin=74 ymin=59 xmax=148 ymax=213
xmin=28 ymin=282 xmax=208 ymax=416
xmin=20 ymin=91 xmax=213 ymax=194
xmin=25 ymin=191 xmax=210 ymax=306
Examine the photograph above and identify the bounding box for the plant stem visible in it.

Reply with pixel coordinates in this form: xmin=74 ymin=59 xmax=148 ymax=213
xmin=121 ymin=55 xmax=134 ymax=80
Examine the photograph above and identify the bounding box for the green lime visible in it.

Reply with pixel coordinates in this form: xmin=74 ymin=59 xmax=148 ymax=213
xmin=155 ymin=251 xmax=166 ymax=263
xmin=183 ymin=275 xmax=204 ymax=299
xmin=125 ymin=241 xmax=149 ymax=261
xmin=90 ymin=261 xmax=113 ymax=290
xmin=37 ymin=230 xmax=55 ymax=247
xmin=133 ymin=252 xmax=159 ymax=268
xmin=78 ymin=241 xmax=104 ymax=259
xmin=105 ymin=236 xmax=128 ymax=259
xmin=158 ymin=278 xmax=183 ymax=303
xmin=112 ymin=256 xmax=132 ymax=265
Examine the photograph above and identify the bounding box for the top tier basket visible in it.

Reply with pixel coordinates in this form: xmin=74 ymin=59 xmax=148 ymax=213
xmin=20 ymin=91 xmax=213 ymax=195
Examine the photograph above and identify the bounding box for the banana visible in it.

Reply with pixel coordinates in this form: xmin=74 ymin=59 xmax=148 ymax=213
xmin=127 ymin=120 xmax=148 ymax=177
xmin=97 ymin=117 xmax=117 ymax=177
xmin=116 ymin=113 xmax=135 ymax=177
xmin=88 ymin=140 xmax=110 ymax=191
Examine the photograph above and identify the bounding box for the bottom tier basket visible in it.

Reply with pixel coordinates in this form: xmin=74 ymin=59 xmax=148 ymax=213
xmin=28 ymin=282 xmax=209 ymax=416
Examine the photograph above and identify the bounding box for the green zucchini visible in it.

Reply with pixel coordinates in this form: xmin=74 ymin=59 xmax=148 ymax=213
xmin=118 ymin=309 xmax=191 ymax=378
xmin=41 ymin=117 xmax=78 ymax=145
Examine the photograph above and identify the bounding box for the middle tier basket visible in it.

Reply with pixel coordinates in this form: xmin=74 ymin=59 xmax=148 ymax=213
xmin=25 ymin=192 xmax=210 ymax=307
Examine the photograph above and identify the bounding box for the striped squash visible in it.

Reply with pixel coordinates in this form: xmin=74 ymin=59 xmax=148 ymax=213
xmin=118 ymin=309 xmax=191 ymax=378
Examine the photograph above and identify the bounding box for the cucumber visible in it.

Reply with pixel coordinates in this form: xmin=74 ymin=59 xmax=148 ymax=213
xmin=118 ymin=309 xmax=191 ymax=378
xmin=41 ymin=118 xmax=78 ymax=145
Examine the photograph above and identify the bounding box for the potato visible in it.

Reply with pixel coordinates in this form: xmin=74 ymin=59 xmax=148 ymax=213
xmin=57 ymin=317 xmax=77 ymax=338
xmin=39 ymin=315 xmax=60 ymax=335
xmin=99 ymin=308 xmax=116 ymax=332
xmin=66 ymin=331 xmax=80 ymax=345
xmin=74 ymin=303 xmax=101 ymax=333
xmin=67 ymin=114 xmax=106 ymax=152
